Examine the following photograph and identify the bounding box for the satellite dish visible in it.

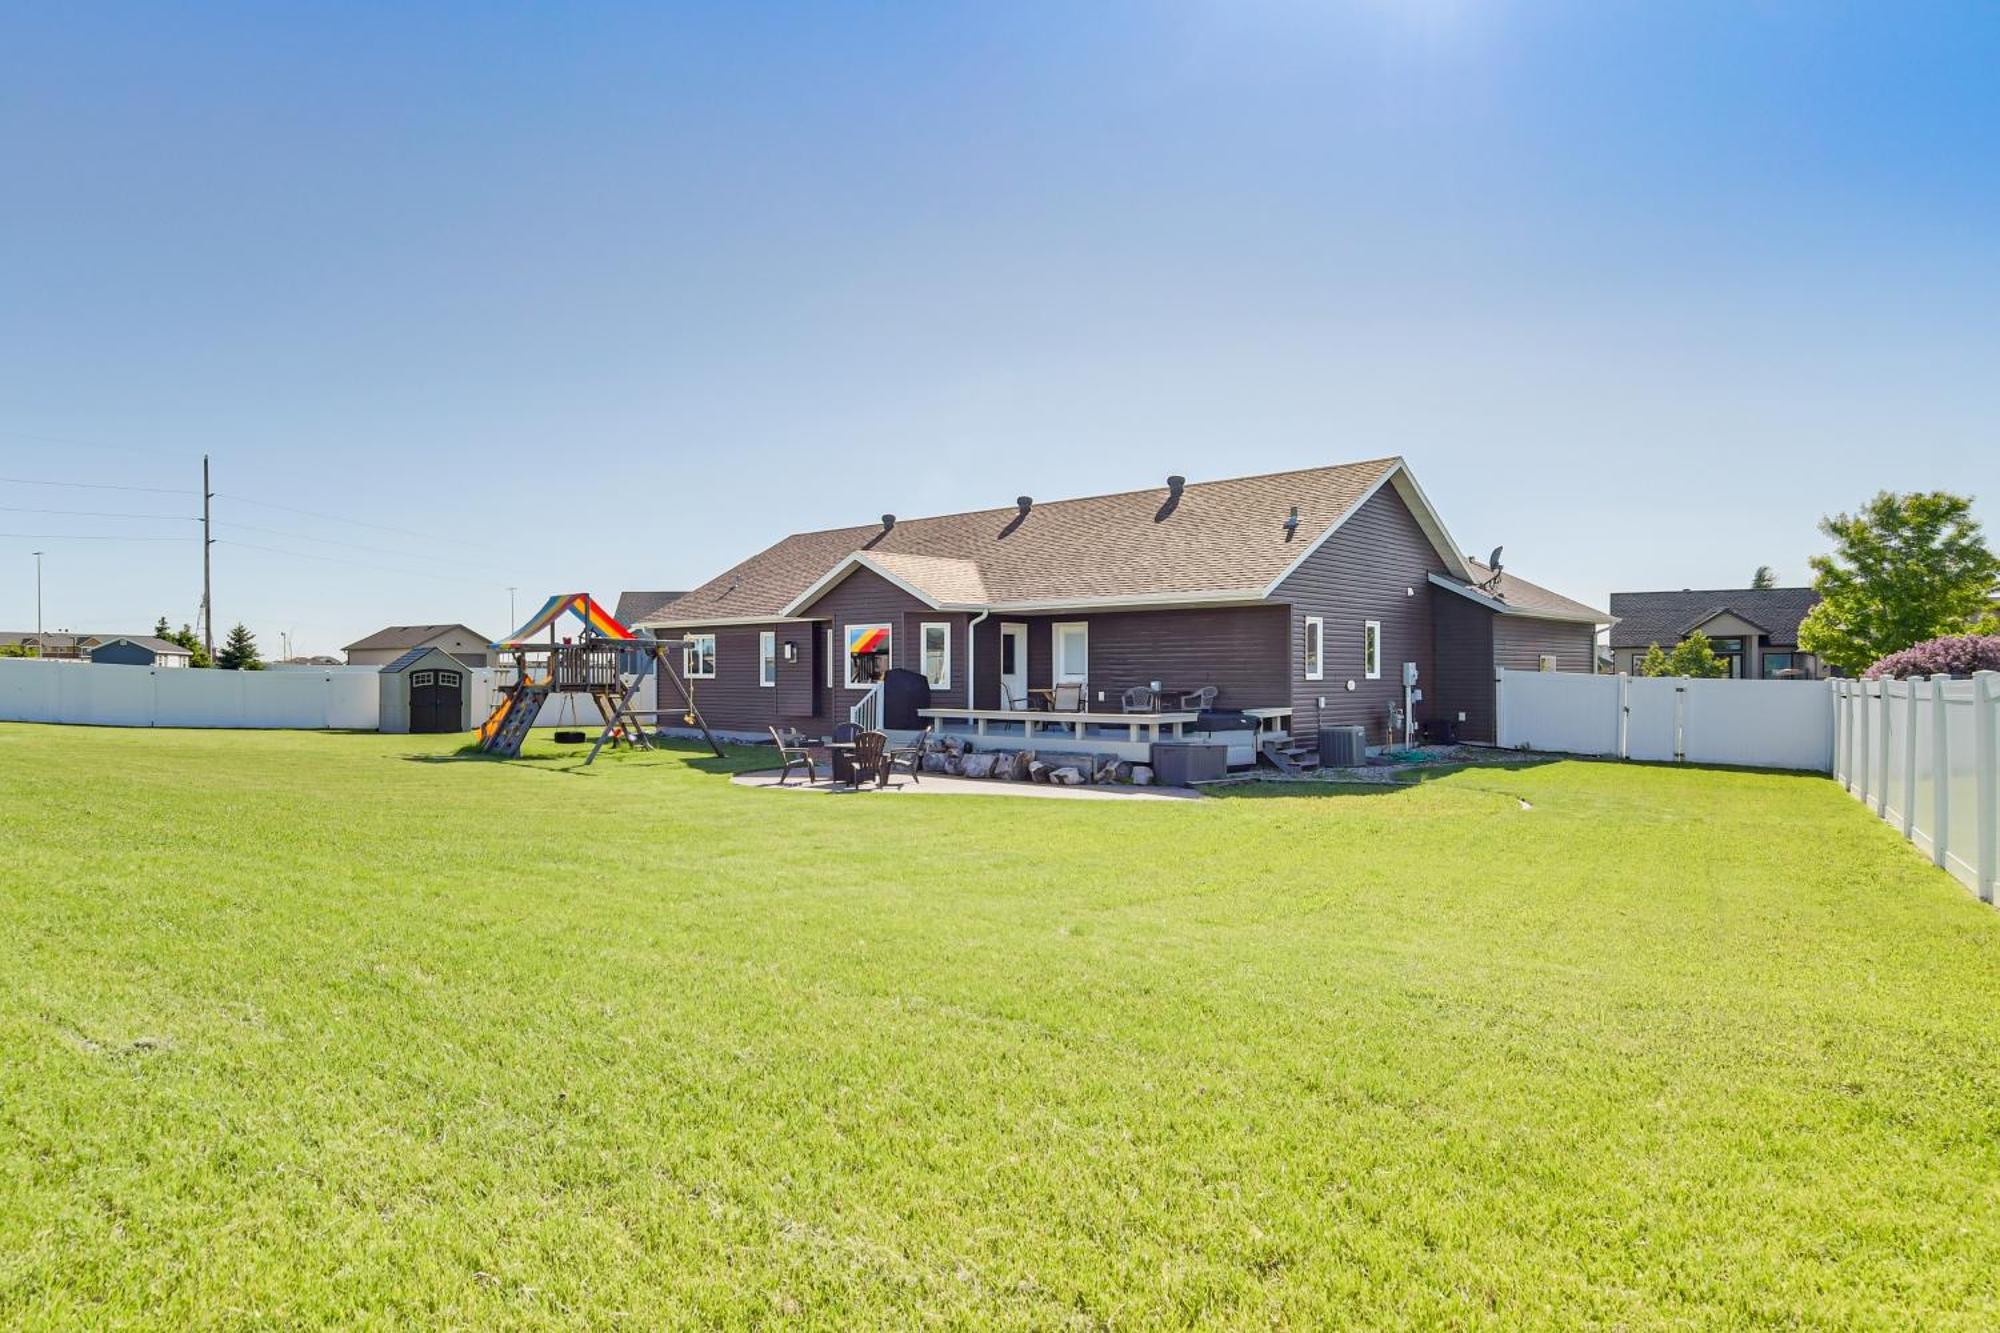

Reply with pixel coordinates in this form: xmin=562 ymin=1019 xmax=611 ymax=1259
xmin=1486 ymin=545 xmax=1504 ymax=574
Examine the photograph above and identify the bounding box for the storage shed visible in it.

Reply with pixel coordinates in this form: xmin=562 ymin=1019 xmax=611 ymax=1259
xmin=378 ymin=647 xmax=475 ymax=734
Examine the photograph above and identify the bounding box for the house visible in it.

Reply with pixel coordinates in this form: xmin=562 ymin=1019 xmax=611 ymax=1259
xmin=343 ymin=624 xmax=493 ymax=668
xmin=1607 ymin=587 xmax=1825 ymax=678
xmin=637 ymin=457 xmax=1606 ymax=753
xmin=89 ymin=636 xmax=194 ymax=668
xmin=0 ymin=631 xmax=101 ymax=660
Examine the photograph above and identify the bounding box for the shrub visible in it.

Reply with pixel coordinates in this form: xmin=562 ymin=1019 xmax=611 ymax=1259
xmin=1863 ymin=634 xmax=2000 ymax=680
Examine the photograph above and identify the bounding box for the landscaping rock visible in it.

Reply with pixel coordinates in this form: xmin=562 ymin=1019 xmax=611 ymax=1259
xmin=1093 ymin=754 xmax=1120 ymax=783
xmin=1051 ymin=766 xmax=1086 ymax=786
xmin=922 ymin=752 xmax=953 ymax=774
xmin=1029 ymin=761 xmax=1052 ymax=784
xmin=959 ymin=753 xmax=997 ymax=778
xmin=1010 ymin=750 xmax=1036 ymax=781
xmin=1113 ymin=761 xmax=1135 ymax=783
xmin=1131 ymin=765 xmax=1154 ymax=786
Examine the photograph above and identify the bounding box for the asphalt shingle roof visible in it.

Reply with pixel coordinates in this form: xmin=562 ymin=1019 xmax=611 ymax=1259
xmin=1439 ymin=561 xmax=1609 ymax=622
xmin=1607 ymin=587 xmax=1819 ymax=648
xmin=342 ymin=624 xmax=490 ymax=654
xmin=613 ymin=590 xmax=688 ymax=627
xmin=662 ymin=458 xmax=1407 ymax=622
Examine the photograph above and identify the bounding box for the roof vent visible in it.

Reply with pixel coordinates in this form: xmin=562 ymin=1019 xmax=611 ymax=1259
xmin=881 ymin=514 xmax=896 ymax=532
xmin=1016 ymin=495 xmax=1033 ymax=516
xmin=1283 ymin=505 xmax=1299 ymax=539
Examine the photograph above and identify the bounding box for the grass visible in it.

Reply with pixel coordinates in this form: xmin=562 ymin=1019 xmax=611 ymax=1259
xmin=2 ymin=724 xmax=1998 ymax=1328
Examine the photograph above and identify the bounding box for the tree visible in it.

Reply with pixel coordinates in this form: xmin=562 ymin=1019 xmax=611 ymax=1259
xmin=0 ymin=643 xmax=34 ymax=658
xmin=1750 ymin=565 xmax=1777 ymax=589
xmin=155 ymin=616 xmax=212 ymax=668
xmin=1637 ymin=631 xmax=1731 ymax=678
xmin=215 ymin=623 xmax=264 ymax=671
xmin=1797 ymin=491 xmax=2000 ymax=674
xmin=1865 ymin=634 xmax=2000 ymax=680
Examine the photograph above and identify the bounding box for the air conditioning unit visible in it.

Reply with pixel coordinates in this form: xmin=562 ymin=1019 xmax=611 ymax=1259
xmin=1318 ymin=724 xmax=1368 ymax=767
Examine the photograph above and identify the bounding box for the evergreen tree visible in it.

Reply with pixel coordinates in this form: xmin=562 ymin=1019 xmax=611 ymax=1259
xmin=155 ymin=617 xmax=212 ymax=667
xmin=215 ymin=623 xmax=264 ymax=671
xmin=1750 ymin=565 xmax=1776 ymax=589
xmin=1797 ymin=491 xmax=2000 ymax=674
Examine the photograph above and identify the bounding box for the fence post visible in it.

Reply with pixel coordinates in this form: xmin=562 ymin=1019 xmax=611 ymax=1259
xmin=1930 ymin=674 xmax=1950 ymax=870
xmin=1855 ymin=680 xmax=1871 ymax=802
xmin=1874 ymin=678 xmax=1893 ymax=817
xmin=1975 ymin=671 xmax=1998 ymax=905
xmin=1494 ymin=665 xmax=1507 ymax=748
xmin=1901 ymin=676 xmax=1919 ymax=838
xmin=1673 ymin=678 xmax=1688 ymax=762
xmin=1616 ymin=672 xmax=1630 ymax=760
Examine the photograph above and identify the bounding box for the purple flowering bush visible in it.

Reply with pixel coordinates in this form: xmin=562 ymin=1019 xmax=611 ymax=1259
xmin=1863 ymin=635 xmax=2000 ymax=680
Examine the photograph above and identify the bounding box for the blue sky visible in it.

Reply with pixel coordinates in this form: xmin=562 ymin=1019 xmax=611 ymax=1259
xmin=2 ymin=2 xmax=1995 ymax=653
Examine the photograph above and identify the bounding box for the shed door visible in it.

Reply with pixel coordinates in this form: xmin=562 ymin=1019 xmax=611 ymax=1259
xmin=409 ymin=669 xmax=464 ymax=733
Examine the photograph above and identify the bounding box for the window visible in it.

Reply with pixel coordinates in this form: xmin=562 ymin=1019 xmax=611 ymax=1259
xmin=759 ymin=631 xmax=777 ymax=687
xmin=411 ymin=670 xmax=434 ymax=687
xmin=1053 ymin=622 xmax=1088 ymax=687
xmin=437 ymin=671 xmax=461 ymax=689
xmin=1362 ymin=620 xmax=1381 ymax=680
xmin=685 ymin=633 xmax=716 ymax=679
xmin=1538 ymin=654 xmax=1558 ymax=673
xmin=844 ymin=623 xmax=891 ymax=688
xmin=1303 ymin=616 xmax=1324 ymax=681
xmin=920 ymin=622 xmax=951 ymax=689
xmin=1761 ymin=651 xmax=1796 ymax=679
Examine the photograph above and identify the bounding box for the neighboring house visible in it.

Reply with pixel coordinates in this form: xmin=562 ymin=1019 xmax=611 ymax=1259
xmin=343 ymin=624 xmax=493 ymax=668
xmin=273 ymin=655 xmax=345 ymax=668
xmin=1607 ymin=587 xmax=1825 ymax=679
xmin=613 ymin=590 xmax=686 ymax=627
xmin=637 ymin=457 xmax=1607 ymax=748
xmin=0 ymin=631 xmax=103 ymax=660
xmin=89 ymin=636 xmax=193 ymax=668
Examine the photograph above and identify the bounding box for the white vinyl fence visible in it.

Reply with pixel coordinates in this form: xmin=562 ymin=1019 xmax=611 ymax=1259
xmin=0 ymin=658 xmax=656 ymax=732
xmin=1496 ymin=668 xmax=1836 ymax=771
xmin=1833 ymin=674 xmax=1999 ymax=904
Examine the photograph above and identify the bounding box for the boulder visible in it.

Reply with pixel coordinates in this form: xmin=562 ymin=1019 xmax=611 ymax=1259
xmin=1051 ymin=766 xmax=1086 ymax=786
xmin=1113 ymin=761 xmax=1135 ymax=783
xmin=1131 ymin=765 xmax=1154 ymax=786
xmin=922 ymin=752 xmax=953 ymax=774
xmin=1029 ymin=761 xmax=1052 ymax=784
xmin=988 ymin=751 xmax=1016 ymax=779
xmin=1009 ymin=750 xmax=1037 ymax=781
xmin=959 ymin=753 xmax=997 ymax=779
xmin=1092 ymin=754 xmax=1120 ymax=783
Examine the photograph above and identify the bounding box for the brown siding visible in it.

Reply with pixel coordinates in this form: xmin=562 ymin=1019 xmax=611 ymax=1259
xmin=1492 ymin=616 xmax=1596 ymax=675
xmin=968 ymin=608 xmax=1286 ymax=711
xmin=659 ymin=622 xmax=800 ymax=735
xmin=1272 ymin=484 xmax=1450 ymax=746
xmin=1430 ymin=587 xmax=1497 ymax=743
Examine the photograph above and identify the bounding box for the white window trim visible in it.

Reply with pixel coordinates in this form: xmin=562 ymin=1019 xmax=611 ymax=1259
xmin=919 ymin=621 xmax=952 ymax=690
xmin=844 ymin=622 xmax=892 ymax=690
xmin=759 ymin=630 xmax=777 ymax=688
xmin=1363 ymin=620 xmax=1381 ymax=680
xmin=1052 ymin=621 xmax=1089 ymax=689
xmin=685 ymin=633 xmax=717 ymax=680
xmin=1304 ymin=616 xmax=1324 ymax=681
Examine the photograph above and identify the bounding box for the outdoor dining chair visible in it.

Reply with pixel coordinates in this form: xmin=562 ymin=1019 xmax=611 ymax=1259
xmin=1176 ymin=685 xmax=1218 ymax=712
xmin=852 ymin=730 xmax=891 ymax=788
xmin=887 ymin=725 xmax=931 ymax=784
xmin=1052 ymin=683 xmax=1086 ymax=712
xmin=768 ymin=725 xmax=820 ymax=786
xmin=1120 ymin=686 xmax=1158 ymax=713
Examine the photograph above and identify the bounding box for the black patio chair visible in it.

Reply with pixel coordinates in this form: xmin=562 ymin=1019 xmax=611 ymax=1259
xmin=769 ymin=725 xmax=820 ymax=786
xmin=887 ymin=726 xmax=931 ymax=784
xmin=852 ymin=730 xmax=891 ymax=789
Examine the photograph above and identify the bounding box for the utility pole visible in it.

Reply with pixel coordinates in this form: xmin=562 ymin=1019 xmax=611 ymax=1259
xmin=201 ymin=455 xmax=214 ymax=661
xmin=32 ymin=550 xmax=44 ymax=635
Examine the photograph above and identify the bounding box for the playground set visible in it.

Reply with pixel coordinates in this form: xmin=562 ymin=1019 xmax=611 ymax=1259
xmin=473 ymin=593 xmax=721 ymax=763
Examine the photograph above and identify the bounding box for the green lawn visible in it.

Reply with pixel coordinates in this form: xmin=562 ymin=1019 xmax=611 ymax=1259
xmin=3 ymin=725 xmax=1998 ymax=1328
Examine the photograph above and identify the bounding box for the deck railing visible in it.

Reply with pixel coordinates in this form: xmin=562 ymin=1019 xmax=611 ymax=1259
xmin=850 ymin=684 xmax=884 ymax=732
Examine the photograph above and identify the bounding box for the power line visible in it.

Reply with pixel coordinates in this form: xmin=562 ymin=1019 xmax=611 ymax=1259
xmin=214 ymin=492 xmax=526 ymax=560
xmin=0 ymin=504 xmax=195 ymax=522
xmin=0 ymin=532 xmax=196 ymax=542
xmin=0 ymin=475 xmax=199 ymax=496
xmin=213 ymin=538 xmax=506 ymax=588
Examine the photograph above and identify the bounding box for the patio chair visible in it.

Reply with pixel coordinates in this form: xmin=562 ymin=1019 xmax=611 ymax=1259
xmin=852 ymin=729 xmax=891 ymax=788
xmin=887 ymin=725 xmax=931 ymax=784
xmin=1052 ymin=683 xmax=1086 ymax=713
xmin=1000 ymin=684 xmax=1029 ymax=712
xmin=1119 ymin=685 xmax=1158 ymax=713
xmin=1176 ymin=685 xmax=1218 ymax=712
xmin=769 ymin=725 xmax=820 ymax=786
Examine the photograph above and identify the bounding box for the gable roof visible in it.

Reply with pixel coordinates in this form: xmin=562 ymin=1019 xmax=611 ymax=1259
xmin=661 ymin=458 xmax=1476 ymax=624
xmin=94 ymin=636 xmax=192 ymax=656
xmin=342 ymin=623 xmax=489 ymax=654
xmin=614 ymin=590 xmax=687 ymax=626
xmin=1607 ymin=587 xmax=1819 ymax=648
xmin=1430 ymin=561 xmax=1610 ymax=624
xmin=380 ymin=645 xmax=471 ymax=675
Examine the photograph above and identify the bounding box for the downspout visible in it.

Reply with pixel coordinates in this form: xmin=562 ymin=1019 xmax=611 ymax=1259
xmin=966 ymin=610 xmax=990 ymax=710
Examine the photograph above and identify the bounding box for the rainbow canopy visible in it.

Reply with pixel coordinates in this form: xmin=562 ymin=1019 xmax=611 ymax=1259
xmin=493 ymin=593 xmax=637 ymax=648
xmin=847 ymin=625 xmax=890 ymax=655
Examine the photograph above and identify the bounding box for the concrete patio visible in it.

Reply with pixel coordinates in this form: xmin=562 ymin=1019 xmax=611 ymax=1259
xmin=730 ymin=768 xmax=1201 ymax=801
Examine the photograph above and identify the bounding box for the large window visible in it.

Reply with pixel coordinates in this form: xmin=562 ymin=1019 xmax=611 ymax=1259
xmin=1303 ymin=616 xmax=1324 ymax=681
xmin=684 ymin=633 xmax=716 ymax=679
xmin=1761 ymin=651 xmax=1796 ymax=679
xmin=759 ymin=631 xmax=777 ymax=688
xmin=1362 ymin=620 xmax=1381 ymax=680
xmin=845 ymin=623 xmax=892 ymax=688
xmin=920 ymin=622 xmax=951 ymax=689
